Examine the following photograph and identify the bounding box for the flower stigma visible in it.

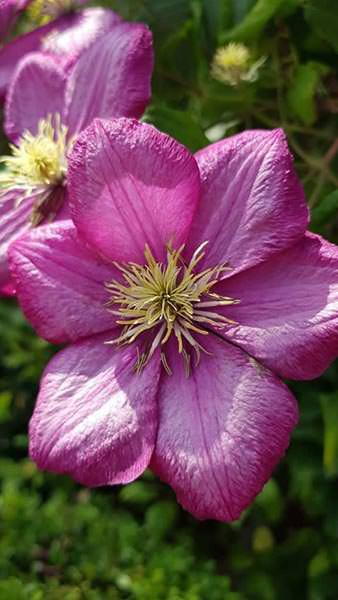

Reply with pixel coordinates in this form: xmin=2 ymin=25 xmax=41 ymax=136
xmin=105 ymin=243 xmax=239 ymax=376
xmin=0 ymin=114 xmax=70 ymax=225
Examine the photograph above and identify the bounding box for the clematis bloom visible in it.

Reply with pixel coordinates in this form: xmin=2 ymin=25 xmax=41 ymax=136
xmin=0 ymin=3 xmax=120 ymax=98
xmin=0 ymin=23 xmax=153 ymax=294
xmin=9 ymin=119 xmax=338 ymax=521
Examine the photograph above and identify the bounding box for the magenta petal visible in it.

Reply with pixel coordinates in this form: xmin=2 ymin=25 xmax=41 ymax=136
xmin=0 ymin=22 xmax=52 ymax=99
xmin=68 ymin=118 xmax=200 ymax=263
xmin=217 ymin=232 xmax=338 ymax=380
xmin=0 ymin=279 xmax=16 ymax=296
xmin=9 ymin=220 xmax=116 ymax=343
xmin=5 ymin=52 xmax=66 ymax=141
xmin=151 ymin=336 xmax=298 ymax=521
xmin=0 ymin=191 xmax=33 ymax=294
xmin=29 ymin=336 xmax=160 ymax=486
xmin=64 ymin=23 xmax=153 ymax=136
xmin=40 ymin=8 xmax=120 ymax=70
xmin=187 ymin=129 xmax=309 ymax=274
xmin=0 ymin=8 xmax=119 ymax=100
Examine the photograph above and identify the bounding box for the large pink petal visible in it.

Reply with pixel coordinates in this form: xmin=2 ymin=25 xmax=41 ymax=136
xmin=0 ymin=8 xmax=119 ymax=100
xmin=68 ymin=118 xmax=200 ymax=263
xmin=0 ymin=191 xmax=33 ymax=294
xmin=5 ymin=52 xmax=66 ymax=142
xmin=9 ymin=220 xmax=116 ymax=343
xmin=186 ymin=129 xmax=309 ymax=274
xmin=64 ymin=23 xmax=153 ymax=137
xmin=216 ymin=232 xmax=338 ymax=380
xmin=151 ymin=336 xmax=298 ymax=521
xmin=30 ymin=336 xmax=160 ymax=486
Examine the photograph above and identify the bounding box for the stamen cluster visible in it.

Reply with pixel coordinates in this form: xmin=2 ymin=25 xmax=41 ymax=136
xmin=0 ymin=114 xmax=69 ymax=225
xmin=106 ymin=243 xmax=239 ymax=375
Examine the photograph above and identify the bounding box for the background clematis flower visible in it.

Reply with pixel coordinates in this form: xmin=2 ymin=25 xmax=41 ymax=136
xmin=9 ymin=118 xmax=338 ymax=521
xmin=0 ymin=23 xmax=153 ymax=295
xmin=0 ymin=4 xmax=120 ymax=99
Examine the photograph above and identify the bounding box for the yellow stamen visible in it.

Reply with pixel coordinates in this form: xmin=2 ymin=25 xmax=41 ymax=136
xmin=27 ymin=0 xmax=76 ymax=24
xmin=0 ymin=114 xmax=70 ymax=225
xmin=105 ymin=243 xmax=239 ymax=374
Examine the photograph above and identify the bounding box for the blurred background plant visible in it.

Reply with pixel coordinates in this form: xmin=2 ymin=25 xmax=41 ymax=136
xmin=1 ymin=0 xmax=338 ymax=598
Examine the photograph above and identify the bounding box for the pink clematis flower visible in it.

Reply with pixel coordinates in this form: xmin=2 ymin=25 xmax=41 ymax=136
xmin=9 ymin=118 xmax=338 ymax=521
xmin=0 ymin=3 xmax=120 ymax=99
xmin=0 ymin=23 xmax=153 ymax=295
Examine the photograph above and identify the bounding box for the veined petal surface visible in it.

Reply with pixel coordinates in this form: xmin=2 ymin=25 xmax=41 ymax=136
xmin=68 ymin=118 xmax=200 ymax=263
xmin=187 ymin=129 xmax=309 ymax=274
xmin=65 ymin=23 xmax=153 ymax=136
xmin=5 ymin=53 xmax=66 ymax=141
xmin=0 ymin=190 xmax=33 ymax=294
xmin=30 ymin=336 xmax=160 ymax=486
xmin=151 ymin=336 xmax=298 ymax=521
xmin=217 ymin=232 xmax=338 ymax=380
xmin=0 ymin=8 xmax=119 ymax=99
xmin=9 ymin=221 xmax=116 ymax=343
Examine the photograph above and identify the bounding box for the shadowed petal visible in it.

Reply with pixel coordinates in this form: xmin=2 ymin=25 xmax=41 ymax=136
xmin=186 ymin=129 xmax=309 ymax=274
xmin=29 ymin=336 xmax=160 ymax=486
xmin=5 ymin=53 xmax=66 ymax=142
xmin=0 ymin=191 xmax=33 ymax=295
xmin=151 ymin=336 xmax=297 ymax=522
xmin=0 ymin=8 xmax=120 ymax=100
xmin=9 ymin=220 xmax=116 ymax=343
xmin=68 ymin=118 xmax=200 ymax=263
xmin=40 ymin=8 xmax=120 ymax=69
xmin=0 ymin=20 xmax=55 ymax=99
xmin=216 ymin=232 xmax=338 ymax=380
xmin=64 ymin=23 xmax=153 ymax=136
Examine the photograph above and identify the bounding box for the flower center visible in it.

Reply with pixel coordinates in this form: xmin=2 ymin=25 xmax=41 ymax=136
xmin=105 ymin=243 xmax=239 ymax=375
xmin=0 ymin=114 xmax=70 ymax=225
xmin=27 ymin=0 xmax=76 ymax=23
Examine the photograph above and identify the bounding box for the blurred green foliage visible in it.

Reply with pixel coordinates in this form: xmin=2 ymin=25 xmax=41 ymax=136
xmin=2 ymin=0 xmax=338 ymax=597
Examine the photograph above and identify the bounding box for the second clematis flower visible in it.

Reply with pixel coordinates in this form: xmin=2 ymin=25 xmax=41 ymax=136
xmin=0 ymin=2 xmax=119 ymax=97
xmin=0 ymin=22 xmax=153 ymax=294
xmin=9 ymin=118 xmax=338 ymax=521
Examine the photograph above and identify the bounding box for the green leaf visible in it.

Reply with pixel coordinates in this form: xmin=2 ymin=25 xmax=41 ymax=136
xmin=304 ymin=0 xmax=338 ymax=52
xmin=287 ymin=61 xmax=328 ymax=126
xmin=119 ymin=481 xmax=158 ymax=505
xmin=222 ymin=0 xmax=285 ymax=41
xmin=107 ymin=0 xmax=191 ymax=34
xmin=232 ymin=0 xmax=256 ymax=24
xmin=144 ymin=501 xmax=178 ymax=541
xmin=311 ymin=190 xmax=338 ymax=228
xmin=144 ymin=105 xmax=209 ymax=151
xmin=201 ymin=0 xmax=232 ymax=48
xmin=143 ymin=0 xmax=192 ymax=35
xmin=0 ymin=392 xmax=11 ymax=423
xmin=255 ymin=479 xmax=283 ymax=522
xmin=320 ymin=393 xmax=338 ymax=477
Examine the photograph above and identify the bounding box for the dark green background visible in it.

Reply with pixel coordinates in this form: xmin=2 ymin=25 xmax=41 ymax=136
xmin=1 ymin=1 xmax=338 ymax=597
